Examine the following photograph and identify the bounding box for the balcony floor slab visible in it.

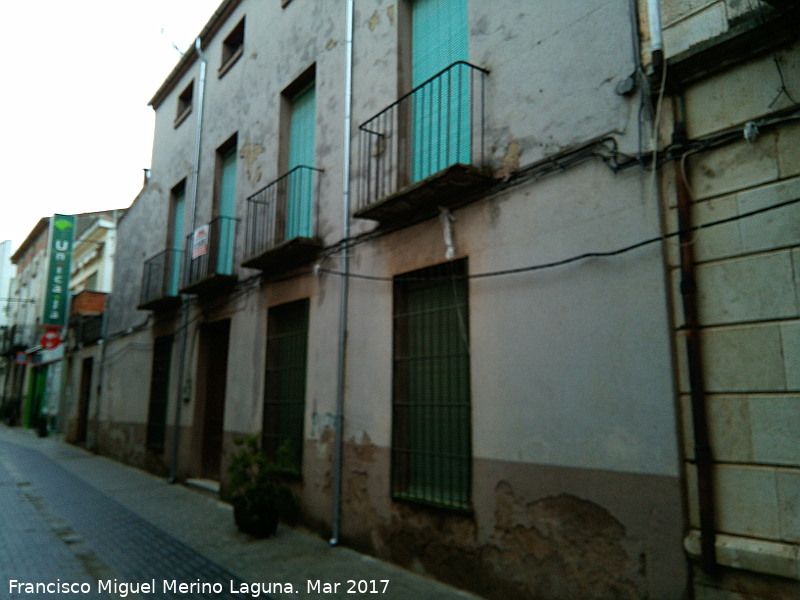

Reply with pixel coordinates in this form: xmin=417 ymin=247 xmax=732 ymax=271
xmin=355 ymin=163 xmax=493 ymax=226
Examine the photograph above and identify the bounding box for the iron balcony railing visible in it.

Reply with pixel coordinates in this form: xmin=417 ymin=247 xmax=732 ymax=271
xmin=182 ymin=215 xmax=237 ymax=289
xmin=1 ymin=324 xmax=38 ymax=353
xmin=244 ymin=165 xmax=322 ymax=260
xmin=140 ymin=248 xmax=183 ymax=306
xmin=70 ymin=314 xmax=104 ymax=346
xmin=357 ymin=61 xmax=489 ymax=212
xmin=0 ymin=327 xmax=12 ymax=355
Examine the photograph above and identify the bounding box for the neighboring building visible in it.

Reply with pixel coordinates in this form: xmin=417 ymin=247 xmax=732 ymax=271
xmin=0 ymin=240 xmax=13 ymax=329
xmin=101 ymin=1 xmax=690 ymax=598
xmin=0 ymin=239 xmax=17 ymax=422
xmin=0 ymin=212 xmax=122 ymax=434
xmin=4 ymin=218 xmax=52 ymax=429
xmin=649 ymin=0 xmax=800 ymax=598
xmin=61 ymin=211 xmax=124 ymax=445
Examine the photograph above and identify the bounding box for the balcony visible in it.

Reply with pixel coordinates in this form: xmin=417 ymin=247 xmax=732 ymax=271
xmin=0 ymin=324 xmax=38 ymax=355
xmin=356 ymin=61 xmax=492 ymax=225
xmin=241 ymin=166 xmax=323 ymax=275
xmin=138 ymin=249 xmax=183 ymax=311
xmin=180 ymin=216 xmax=238 ymax=295
xmin=69 ymin=314 xmax=104 ymax=347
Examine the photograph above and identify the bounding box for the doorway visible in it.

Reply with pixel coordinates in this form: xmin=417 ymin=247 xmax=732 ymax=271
xmin=195 ymin=319 xmax=230 ymax=480
xmin=76 ymin=357 xmax=93 ymax=444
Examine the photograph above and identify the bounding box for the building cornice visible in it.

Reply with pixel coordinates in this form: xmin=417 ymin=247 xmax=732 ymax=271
xmin=148 ymin=0 xmax=244 ymax=110
xmin=11 ymin=218 xmax=50 ymax=264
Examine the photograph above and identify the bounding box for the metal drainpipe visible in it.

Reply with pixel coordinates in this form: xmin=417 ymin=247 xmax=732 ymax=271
xmin=93 ymin=294 xmax=111 ymax=453
xmin=189 ymin=37 xmax=207 ymax=234
xmin=169 ymin=37 xmax=207 ymax=483
xmin=93 ymin=210 xmax=120 ymax=450
xmin=330 ymin=0 xmax=354 ymax=547
xmin=647 ymin=0 xmax=664 ymax=73
xmin=671 ymin=93 xmax=717 ymax=573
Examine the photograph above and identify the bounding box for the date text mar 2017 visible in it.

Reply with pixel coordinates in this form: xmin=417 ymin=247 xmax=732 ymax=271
xmin=307 ymin=579 xmax=390 ymax=594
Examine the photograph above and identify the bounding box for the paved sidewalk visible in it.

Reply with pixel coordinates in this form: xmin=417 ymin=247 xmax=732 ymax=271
xmin=0 ymin=425 xmax=486 ymax=600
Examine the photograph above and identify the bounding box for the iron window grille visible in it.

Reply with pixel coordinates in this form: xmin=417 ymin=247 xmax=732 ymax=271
xmin=392 ymin=259 xmax=472 ymax=510
xmin=262 ymin=299 xmax=309 ymax=474
xmin=219 ymin=18 xmax=245 ymax=77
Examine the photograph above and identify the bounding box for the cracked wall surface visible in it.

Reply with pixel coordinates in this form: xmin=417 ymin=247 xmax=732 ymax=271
xmin=321 ymin=437 xmax=684 ymax=600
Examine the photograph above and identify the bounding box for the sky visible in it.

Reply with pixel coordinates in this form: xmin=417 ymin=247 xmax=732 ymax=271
xmin=0 ymin=0 xmax=222 ymax=254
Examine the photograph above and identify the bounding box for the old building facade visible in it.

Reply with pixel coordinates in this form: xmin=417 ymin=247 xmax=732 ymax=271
xmin=0 ymin=212 xmax=122 ymax=434
xmin=93 ymin=1 xmax=799 ymax=598
xmin=652 ymin=0 xmax=800 ymax=597
xmin=3 ymin=218 xmax=54 ymax=430
xmin=61 ymin=211 xmax=123 ymax=445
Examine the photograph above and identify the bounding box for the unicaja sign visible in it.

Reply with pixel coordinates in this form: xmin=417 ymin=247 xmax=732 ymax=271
xmin=43 ymin=215 xmax=75 ymax=330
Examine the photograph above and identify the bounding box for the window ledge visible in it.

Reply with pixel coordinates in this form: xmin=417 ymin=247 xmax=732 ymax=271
xmin=392 ymin=491 xmax=472 ymax=514
xmin=684 ymin=530 xmax=800 ymax=580
xmin=174 ymin=106 xmax=192 ymax=128
xmin=241 ymin=236 xmax=322 ymax=275
xmin=218 ymin=46 xmax=243 ymax=79
xmin=354 ymin=163 xmax=493 ymax=226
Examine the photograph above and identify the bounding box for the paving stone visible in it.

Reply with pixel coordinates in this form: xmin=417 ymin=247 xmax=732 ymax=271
xmin=0 ymin=426 xmax=485 ymax=600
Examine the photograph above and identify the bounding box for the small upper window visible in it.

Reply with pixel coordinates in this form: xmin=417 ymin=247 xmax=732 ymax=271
xmin=175 ymin=81 xmax=194 ymax=127
xmin=219 ymin=18 xmax=245 ymax=78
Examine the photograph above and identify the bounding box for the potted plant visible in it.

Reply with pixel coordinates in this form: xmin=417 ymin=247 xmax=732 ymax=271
xmin=227 ymin=434 xmax=297 ymax=537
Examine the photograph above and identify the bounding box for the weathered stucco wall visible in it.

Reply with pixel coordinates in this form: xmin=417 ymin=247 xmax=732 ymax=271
xmin=100 ymin=1 xmax=691 ymax=598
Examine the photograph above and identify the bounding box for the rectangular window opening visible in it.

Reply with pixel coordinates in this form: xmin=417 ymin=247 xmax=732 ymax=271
xmin=219 ymin=17 xmax=245 ymax=77
xmin=391 ymin=259 xmax=472 ymax=511
xmin=280 ymin=66 xmax=317 ymax=240
xmin=146 ymin=335 xmax=174 ymax=453
xmin=175 ymin=80 xmax=194 ymax=127
xmin=262 ymin=299 xmax=309 ymax=475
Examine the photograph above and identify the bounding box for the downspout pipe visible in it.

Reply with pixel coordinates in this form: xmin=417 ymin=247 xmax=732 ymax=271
xmin=647 ymin=0 xmax=664 ymax=73
xmin=93 ymin=293 xmax=111 ymax=453
xmin=330 ymin=0 xmax=354 ymax=547
xmin=189 ymin=37 xmax=207 ymax=233
xmin=169 ymin=37 xmax=206 ymax=483
xmin=671 ymin=93 xmax=717 ymax=574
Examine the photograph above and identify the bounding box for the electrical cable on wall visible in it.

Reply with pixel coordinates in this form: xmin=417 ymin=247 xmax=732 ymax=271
xmin=102 ymin=105 xmax=800 ymax=341
xmin=315 ymin=196 xmax=800 ymax=283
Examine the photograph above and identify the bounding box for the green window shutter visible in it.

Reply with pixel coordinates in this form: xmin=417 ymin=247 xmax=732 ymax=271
xmin=287 ymin=83 xmax=316 ymax=239
xmin=220 ymin=146 xmax=237 ymax=218
xmin=263 ymin=299 xmax=309 ymax=474
xmin=218 ymin=146 xmax=237 ymax=274
xmin=170 ymin=188 xmax=185 ymax=295
xmin=411 ymin=0 xmax=470 ymax=181
xmin=392 ymin=260 xmax=471 ymax=510
xmin=412 ymin=0 xmax=468 ymax=85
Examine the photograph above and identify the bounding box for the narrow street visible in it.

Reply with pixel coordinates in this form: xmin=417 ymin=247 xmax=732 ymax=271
xmin=0 ymin=426 xmax=484 ymax=600
xmin=0 ymin=428 xmax=246 ymax=600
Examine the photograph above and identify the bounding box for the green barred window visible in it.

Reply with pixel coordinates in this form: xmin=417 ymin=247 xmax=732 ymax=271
xmin=262 ymin=299 xmax=309 ymax=474
xmin=392 ymin=259 xmax=471 ymax=510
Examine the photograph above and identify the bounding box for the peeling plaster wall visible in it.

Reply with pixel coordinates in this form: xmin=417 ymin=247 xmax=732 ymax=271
xmin=100 ymin=1 xmax=691 ymax=598
xmin=334 ymin=170 xmax=686 ymax=597
xmin=470 ymin=0 xmax=642 ymax=165
xmin=339 ymin=2 xmax=685 ymax=598
xmin=331 ymin=438 xmax=684 ymax=600
xmin=104 ymin=0 xmax=350 ymax=477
